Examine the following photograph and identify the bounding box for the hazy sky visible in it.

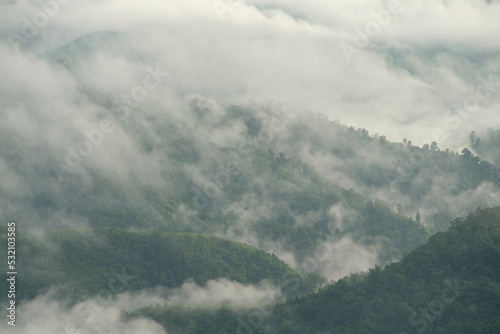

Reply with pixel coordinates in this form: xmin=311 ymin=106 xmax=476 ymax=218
xmin=1 ymin=0 xmax=499 ymax=150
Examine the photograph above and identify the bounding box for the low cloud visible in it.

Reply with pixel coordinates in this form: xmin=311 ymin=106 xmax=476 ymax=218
xmin=0 ymin=278 xmax=282 ymax=334
xmin=0 ymin=293 xmax=167 ymax=334
xmin=158 ymin=278 xmax=281 ymax=307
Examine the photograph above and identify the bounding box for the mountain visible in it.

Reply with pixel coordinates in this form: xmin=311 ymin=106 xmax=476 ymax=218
xmin=0 ymin=229 xmax=322 ymax=304
xmin=4 ymin=75 xmax=500 ymax=279
xmin=0 ymin=83 xmax=436 ymax=277
xmin=260 ymin=206 xmax=500 ymax=333
xmin=240 ymin=110 xmax=500 ymax=230
xmin=129 ymin=206 xmax=500 ymax=334
xmin=3 ymin=31 xmax=499 ymax=277
xmin=3 ymin=2 xmax=500 ymax=333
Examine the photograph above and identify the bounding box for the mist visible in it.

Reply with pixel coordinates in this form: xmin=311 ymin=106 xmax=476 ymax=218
xmin=2 ymin=0 xmax=500 ymax=148
xmin=0 ymin=278 xmax=282 ymax=334
xmin=2 ymin=2 xmax=500 ymax=331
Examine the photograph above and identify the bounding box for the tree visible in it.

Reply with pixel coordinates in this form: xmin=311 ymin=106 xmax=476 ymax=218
xmin=244 ymin=117 xmax=262 ymax=137
xmin=416 ymin=211 xmax=421 ymax=223
xmin=461 ymin=148 xmax=473 ymax=159
xmin=277 ymin=152 xmax=287 ymax=166
xmin=469 ymin=131 xmax=480 ymax=148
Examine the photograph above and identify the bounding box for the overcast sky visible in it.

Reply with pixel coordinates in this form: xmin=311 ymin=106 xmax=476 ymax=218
xmin=1 ymin=0 xmax=499 ymax=150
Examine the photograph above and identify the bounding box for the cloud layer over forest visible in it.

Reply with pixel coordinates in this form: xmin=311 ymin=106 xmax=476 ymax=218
xmin=2 ymin=0 xmax=500 ymax=149
xmin=1 ymin=2 xmax=500 ymax=324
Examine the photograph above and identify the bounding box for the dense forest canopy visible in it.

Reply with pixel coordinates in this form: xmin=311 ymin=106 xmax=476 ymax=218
xmin=0 ymin=229 xmax=327 ymax=304
xmin=127 ymin=206 xmax=500 ymax=334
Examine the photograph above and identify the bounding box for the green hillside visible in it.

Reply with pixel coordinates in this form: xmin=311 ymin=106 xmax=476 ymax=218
xmin=132 ymin=206 xmax=500 ymax=334
xmin=266 ymin=206 xmax=500 ymax=334
xmin=0 ymin=101 xmax=433 ymax=269
xmin=0 ymin=229 xmax=320 ymax=304
xmin=274 ymin=113 xmax=500 ymax=230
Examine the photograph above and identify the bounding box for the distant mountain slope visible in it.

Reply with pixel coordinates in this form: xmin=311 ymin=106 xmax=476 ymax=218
xmin=0 ymin=88 xmax=432 ymax=276
xmin=0 ymin=229 xmax=319 ymax=303
xmin=133 ymin=206 xmax=500 ymax=334
xmin=264 ymin=206 xmax=500 ymax=334
xmin=266 ymin=111 xmax=500 ymax=230
xmin=2 ymin=32 xmax=498 ymax=277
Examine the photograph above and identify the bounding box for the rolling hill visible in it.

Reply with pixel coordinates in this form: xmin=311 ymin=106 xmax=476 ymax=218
xmin=0 ymin=228 xmax=322 ymax=304
xmin=129 ymin=206 xmax=500 ymax=334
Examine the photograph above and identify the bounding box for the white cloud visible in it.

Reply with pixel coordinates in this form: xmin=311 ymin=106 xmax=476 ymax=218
xmin=0 ymin=279 xmax=282 ymax=334
xmin=0 ymin=293 xmax=167 ymax=334
xmin=1 ymin=0 xmax=499 ymax=290
xmin=2 ymin=0 xmax=500 ymax=149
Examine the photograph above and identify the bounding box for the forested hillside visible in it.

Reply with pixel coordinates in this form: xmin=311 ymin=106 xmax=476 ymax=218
xmin=128 ymin=206 xmax=500 ymax=334
xmin=2 ymin=1 xmax=500 ymax=333
xmin=262 ymin=112 xmax=500 ymax=230
xmin=470 ymin=128 xmax=500 ymax=167
xmin=0 ymin=229 xmax=321 ymax=304
xmin=0 ymin=95 xmax=436 ymax=277
xmin=260 ymin=206 xmax=500 ymax=333
xmin=2 ymin=27 xmax=499 ymax=275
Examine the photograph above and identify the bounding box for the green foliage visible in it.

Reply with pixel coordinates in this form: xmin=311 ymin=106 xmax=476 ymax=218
xmin=470 ymin=128 xmax=500 ymax=167
xmin=280 ymin=115 xmax=500 ymax=230
xmin=224 ymin=146 xmax=430 ymax=264
xmin=259 ymin=206 xmax=500 ymax=334
xmin=0 ymin=229 xmax=306 ymax=304
xmin=124 ymin=207 xmax=500 ymax=334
